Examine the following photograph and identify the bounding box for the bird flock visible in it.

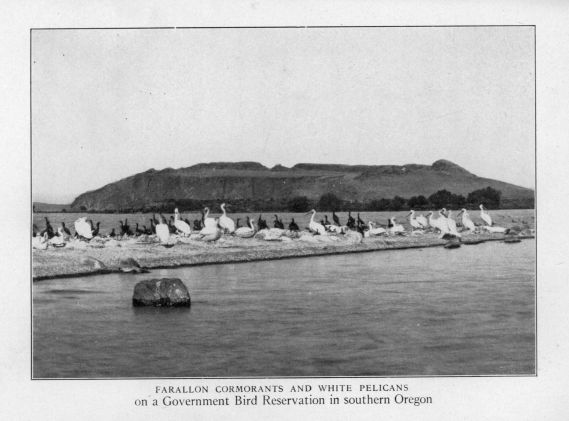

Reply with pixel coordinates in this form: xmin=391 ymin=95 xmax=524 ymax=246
xmin=32 ymin=203 xmax=509 ymax=250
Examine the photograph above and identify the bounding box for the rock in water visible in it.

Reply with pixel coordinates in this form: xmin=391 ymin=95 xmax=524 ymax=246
xmin=132 ymin=278 xmax=191 ymax=307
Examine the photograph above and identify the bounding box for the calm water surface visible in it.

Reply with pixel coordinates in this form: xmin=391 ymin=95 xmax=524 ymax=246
xmin=33 ymin=240 xmax=535 ymax=378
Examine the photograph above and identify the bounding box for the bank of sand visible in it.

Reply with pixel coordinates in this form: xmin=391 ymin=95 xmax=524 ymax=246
xmin=32 ymin=227 xmax=534 ymax=281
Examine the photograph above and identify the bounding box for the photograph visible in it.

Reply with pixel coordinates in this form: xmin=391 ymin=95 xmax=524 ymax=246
xmin=31 ymin=26 xmax=536 ymax=379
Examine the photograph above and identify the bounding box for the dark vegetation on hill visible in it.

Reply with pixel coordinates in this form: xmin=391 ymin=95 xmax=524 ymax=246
xmin=36 ymin=160 xmax=534 ymax=213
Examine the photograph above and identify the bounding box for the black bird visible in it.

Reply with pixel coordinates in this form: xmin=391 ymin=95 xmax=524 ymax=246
xmin=119 ymin=219 xmax=133 ymax=236
xmin=387 ymin=218 xmax=393 ymax=228
xmin=357 ymin=213 xmax=365 ymax=227
xmin=91 ymin=222 xmax=100 ymax=237
xmin=168 ymin=216 xmax=176 ymax=234
xmin=193 ymin=219 xmax=202 ymax=231
xmin=289 ymin=218 xmax=299 ymax=231
xmin=258 ymin=214 xmax=268 ymax=230
xmin=273 ymin=214 xmax=284 ymax=229
xmin=152 ymin=213 xmax=159 ymax=225
xmin=347 ymin=212 xmax=356 ymax=229
xmin=41 ymin=217 xmax=55 ymax=239
xmin=324 ymin=215 xmax=331 ymax=226
xmin=135 ymin=223 xmax=144 ymax=236
xmin=332 ymin=211 xmax=340 ymax=226
xmin=320 ymin=219 xmax=325 ymax=227
xmin=235 ymin=218 xmax=242 ymax=229
xmin=109 ymin=228 xmax=116 ymax=238
xmin=32 ymin=224 xmax=39 ymax=237
xmin=149 ymin=218 xmax=156 ymax=234
xmin=61 ymin=222 xmax=71 ymax=236
xmin=143 ymin=225 xmax=152 ymax=235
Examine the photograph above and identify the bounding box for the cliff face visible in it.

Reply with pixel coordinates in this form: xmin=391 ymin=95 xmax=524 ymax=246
xmin=70 ymin=160 xmax=534 ymax=211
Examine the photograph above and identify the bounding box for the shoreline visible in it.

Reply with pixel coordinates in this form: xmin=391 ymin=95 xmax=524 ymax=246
xmin=32 ymin=231 xmax=534 ymax=282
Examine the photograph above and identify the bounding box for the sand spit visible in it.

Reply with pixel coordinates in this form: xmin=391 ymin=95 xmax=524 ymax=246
xmin=32 ymin=230 xmax=534 ymax=281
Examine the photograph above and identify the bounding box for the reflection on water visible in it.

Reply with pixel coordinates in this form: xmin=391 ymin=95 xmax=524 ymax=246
xmin=33 ymin=240 xmax=535 ymax=378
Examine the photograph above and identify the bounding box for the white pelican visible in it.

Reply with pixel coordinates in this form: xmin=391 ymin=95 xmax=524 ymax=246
xmin=203 ymin=207 xmax=217 ymax=229
xmin=32 ymin=232 xmax=49 ymax=250
xmin=74 ymin=217 xmax=93 ymax=240
xmin=219 ymin=203 xmax=236 ymax=234
xmin=173 ymin=208 xmax=192 ymax=236
xmin=479 ymin=204 xmax=493 ymax=226
xmin=306 ymin=209 xmax=326 ymax=235
xmin=407 ymin=210 xmax=423 ymax=230
xmin=416 ymin=213 xmax=429 ymax=229
xmin=458 ymin=209 xmax=476 ymax=231
xmin=327 ymin=225 xmax=344 ymax=234
xmin=155 ymin=215 xmax=170 ymax=243
xmin=199 ymin=224 xmax=222 ymax=241
xmin=389 ymin=217 xmax=405 ymax=234
xmin=48 ymin=228 xmax=67 ymax=247
xmin=368 ymin=221 xmax=387 ymax=236
xmin=445 ymin=210 xmax=462 ymax=238
xmin=235 ymin=218 xmax=256 ymax=238
xmin=427 ymin=211 xmax=448 ymax=234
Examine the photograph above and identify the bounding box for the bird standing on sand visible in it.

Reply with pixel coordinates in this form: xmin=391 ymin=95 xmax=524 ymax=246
xmin=288 ymin=218 xmax=300 ymax=231
xmin=457 ymin=209 xmax=476 ymax=231
xmin=273 ymin=215 xmax=285 ymax=229
xmin=155 ymin=214 xmax=170 ymax=243
xmin=332 ymin=211 xmax=341 ymax=226
xmin=347 ymin=212 xmax=356 ymax=229
xmin=257 ymin=214 xmax=268 ymax=230
xmin=479 ymin=204 xmax=493 ymax=226
xmin=219 ymin=203 xmax=236 ymax=233
xmin=203 ymin=207 xmax=217 ymax=229
xmin=74 ymin=217 xmax=93 ymax=240
xmin=306 ymin=209 xmax=326 ymax=235
xmin=407 ymin=210 xmax=423 ymax=230
xmin=174 ymin=208 xmax=192 ymax=235
xmin=61 ymin=222 xmax=71 ymax=236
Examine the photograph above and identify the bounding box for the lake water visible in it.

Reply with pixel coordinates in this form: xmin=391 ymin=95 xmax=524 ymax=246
xmin=32 ymin=239 xmax=535 ymax=378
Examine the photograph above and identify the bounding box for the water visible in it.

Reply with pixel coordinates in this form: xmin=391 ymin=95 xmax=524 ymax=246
xmin=33 ymin=209 xmax=535 ymax=236
xmin=33 ymin=239 xmax=535 ymax=378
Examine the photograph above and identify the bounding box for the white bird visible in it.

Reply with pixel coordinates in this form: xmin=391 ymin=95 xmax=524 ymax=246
xmin=407 ymin=210 xmax=423 ymax=230
xmin=427 ymin=211 xmax=448 ymax=234
xmin=416 ymin=213 xmax=429 ymax=229
xmin=155 ymin=214 xmax=170 ymax=243
xmin=479 ymin=204 xmax=493 ymax=226
xmin=174 ymin=208 xmax=192 ymax=236
xmin=368 ymin=221 xmax=387 ymax=236
xmin=32 ymin=232 xmax=49 ymax=250
xmin=306 ymin=209 xmax=326 ymax=235
xmin=445 ymin=210 xmax=462 ymax=238
xmin=327 ymin=225 xmax=344 ymax=234
xmin=203 ymin=207 xmax=217 ymax=229
xmin=74 ymin=217 xmax=93 ymax=240
xmin=218 ymin=203 xmax=236 ymax=234
xmin=235 ymin=218 xmax=256 ymax=238
xmin=48 ymin=228 xmax=67 ymax=247
xmin=458 ymin=208 xmax=476 ymax=231
xmin=199 ymin=223 xmax=222 ymax=241
xmin=389 ymin=217 xmax=405 ymax=234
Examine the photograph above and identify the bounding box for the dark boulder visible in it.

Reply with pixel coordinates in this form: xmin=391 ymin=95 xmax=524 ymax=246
xmin=132 ymin=278 xmax=191 ymax=307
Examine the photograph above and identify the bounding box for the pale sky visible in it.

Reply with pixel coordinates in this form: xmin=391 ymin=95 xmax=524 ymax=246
xmin=32 ymin=26 xmax=535 ymax=203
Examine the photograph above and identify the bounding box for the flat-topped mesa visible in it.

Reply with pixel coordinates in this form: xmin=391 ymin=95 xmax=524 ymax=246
xmin=187 ymin=162 xmax=268 ymax=171
xmin=69 ymin=159 xmax=533 ymax=211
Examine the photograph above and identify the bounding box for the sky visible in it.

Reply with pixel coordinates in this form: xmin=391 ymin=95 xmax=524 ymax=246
xmin=32 ymin=26 xmax=535 ymax=204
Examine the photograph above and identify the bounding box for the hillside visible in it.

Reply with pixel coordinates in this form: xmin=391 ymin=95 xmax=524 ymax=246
xmin=68 ymin=160 xmax=534 ymax=212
